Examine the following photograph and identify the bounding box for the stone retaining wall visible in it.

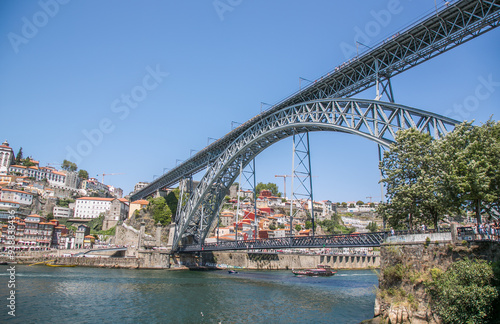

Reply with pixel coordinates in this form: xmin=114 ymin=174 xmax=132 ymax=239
xmin=176 ymin=252 xmax=380 ymax=270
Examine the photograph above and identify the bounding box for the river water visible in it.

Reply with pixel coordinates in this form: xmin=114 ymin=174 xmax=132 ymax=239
xmin=0 ymin=265 xmax=378 ymax=323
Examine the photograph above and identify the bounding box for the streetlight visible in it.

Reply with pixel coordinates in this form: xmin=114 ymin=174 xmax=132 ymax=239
xmin=163 ymin=168 xmax=170 ymax=174
xmin=190 ymin=149 xmax=197 ymax=157
xmin=299 ymin=77 xmax=313 ymax=90
xmin=260 ymin=102 xmax=272 ymax=113
xmin=231 ymin=121 xmax=241 ymax=130
xmin=207 ymin=137 xmax=217 ymax=145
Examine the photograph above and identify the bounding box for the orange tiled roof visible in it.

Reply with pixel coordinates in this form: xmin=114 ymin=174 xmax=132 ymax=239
xmin=0 ymin=200 xmax=20 ymax=205
xmin=1 ymin=188 xmax=33 ymax=195
xmin=131 ymin=199 xmax=149 ymax=205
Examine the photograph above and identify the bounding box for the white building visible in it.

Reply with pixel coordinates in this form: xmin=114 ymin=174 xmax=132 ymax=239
xmin=0 ymin=200 xmax=20 ymax=210
xmin=9 ymin=165 xmax=69 ymax=188
xmin=53 ymin=206 xmax=73 ymax=218
xmin=0 ymin=140 xmax=14 ymax=175
xmin=74 ymin=197 xmax=128 ymax=219
xmin=0 ymin=188 xmax=33 ymax=205
xmin=134 ymin=182 xmax=149 ymax=193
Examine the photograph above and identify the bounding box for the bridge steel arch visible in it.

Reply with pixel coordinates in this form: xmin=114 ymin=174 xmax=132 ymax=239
xmin=172 ymin=98 xmax=458 ymax=251
xmin=131 ymin=0 xmax=500 ymax=203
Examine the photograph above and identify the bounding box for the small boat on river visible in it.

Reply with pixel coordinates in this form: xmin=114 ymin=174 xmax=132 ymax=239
xmin=292 ymin=265 xmax=336 ymax=277
xmin=228 ymin=270 xmax=238 ymax=274
xmin=45 ymin=263 xmax=76 ymax=267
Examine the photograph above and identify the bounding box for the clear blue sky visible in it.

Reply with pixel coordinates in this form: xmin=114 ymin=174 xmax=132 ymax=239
xmin=1 ymin=0 xmax=499 ymax=202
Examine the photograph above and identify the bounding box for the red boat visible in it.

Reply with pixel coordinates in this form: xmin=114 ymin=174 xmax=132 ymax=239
xmin=292 ymin=265 xmax=337 ymax=277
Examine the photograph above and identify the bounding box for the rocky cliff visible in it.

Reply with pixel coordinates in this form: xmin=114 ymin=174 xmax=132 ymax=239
xmin=374 ymin=241 xmax=500 ymax=323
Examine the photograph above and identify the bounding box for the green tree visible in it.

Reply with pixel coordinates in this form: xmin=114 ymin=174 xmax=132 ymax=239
xmin=379 ymin=128 xmax=447 ymax=229
xmin=438 ymin=121 xmax=500 ymax=223
xmin=46 ymin=212 xmax=54 ymax=221
xmin=78 ymin=169 xmax=89 ymax=179
xmin=366 ymin=221 xmax=378 ymax=232
xmin=356 ymin=200 xmax=364 ymax=206
xmin=341 ymin=202 xmax=347 ymax=207
xmin=269 ymin=224 xmax=277 ymax=230
xmin=88 ymin=214 xmax=104 ymax=232
xmin=62 ymin=159 xmax=77 ymax=172
xmin=15 ymin=147 xmax=23 ymax=165
xmin=148 ymin=196 xmax=172 ymax=226
xmin=22 ymin=157 xmax=35 ymax=167
xmin=294 ymin=224 xmax=302 ymax=232
xmin=255 ymin=182 xmax=281 ymax=197
xmin=165 ymin=190 xmax=180 ymax=218
xmin=429 ymin=259 xmax=498 ymax=324
xmin=305 ymin=220 xmax=312 ymax=229
xmin=57 ymin=198 xmax=74 ymax=207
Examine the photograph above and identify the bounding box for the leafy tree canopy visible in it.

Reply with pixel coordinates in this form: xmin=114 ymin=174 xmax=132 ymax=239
xmin=62 ymin=159 xmax=78 ymax=172
xmin=78 ymin=169 xmax=89 ymax=179
xmin=22 ymin=157 xmax=35 ymax=167
xmin=148 ymin=196 xmax=173 ymax=226
xmin=429 ymin=259 xmax=498 ymax=324
xmin=255 ymin=182 xmax=281 ymax=197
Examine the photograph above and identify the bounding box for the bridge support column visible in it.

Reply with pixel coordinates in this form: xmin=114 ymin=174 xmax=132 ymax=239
xmin=376 ymin=75 xmax=394 ymax=229
xmin=289 ymin=131 xmax=315 ymax=236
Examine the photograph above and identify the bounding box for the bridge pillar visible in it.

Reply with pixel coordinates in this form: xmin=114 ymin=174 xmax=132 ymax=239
xmin=290 ymin=131 xmax=315 ymax=236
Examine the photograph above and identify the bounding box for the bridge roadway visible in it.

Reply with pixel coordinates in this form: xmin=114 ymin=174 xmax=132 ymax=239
xmin=178 ymin=228 xmax=455 ymax=253
xmin=178 ymin=231 xmax=389 ymax=253
xmin=131 ymin=0 xmax=500 ymax=202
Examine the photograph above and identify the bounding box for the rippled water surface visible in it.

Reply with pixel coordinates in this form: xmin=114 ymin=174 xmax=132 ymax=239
xmin=0 ymin=265 xmax=378 ymax=323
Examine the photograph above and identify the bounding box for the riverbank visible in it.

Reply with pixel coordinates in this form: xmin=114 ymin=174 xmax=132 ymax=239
xmin=372 ymin=240 xmax=500 ymax=323
xmin=1 ymin=249 xmax=380 ymax=270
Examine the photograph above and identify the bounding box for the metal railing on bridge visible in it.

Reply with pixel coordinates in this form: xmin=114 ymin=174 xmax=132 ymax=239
xmin=177 ymin=228 xmax=458 ymax=252
xmin=178 ymin=231 xmax=389 ymax=252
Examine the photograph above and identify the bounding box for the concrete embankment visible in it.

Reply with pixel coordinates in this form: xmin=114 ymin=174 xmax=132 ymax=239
xmin=3 ymin=249 xmax=379 ymax=270
xmin=177 ymin=252 xmax=380 ymax=270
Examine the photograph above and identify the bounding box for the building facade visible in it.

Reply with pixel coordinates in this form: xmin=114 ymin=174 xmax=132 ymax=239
xmin=0 ymin=188 xmax=33 ymax=205
xmin=0 ymin=140 xmax=14 ymax=175
xmin=74 ymin=197 xmax=128 ymax=219
xmin=53 ymin=206 xmax=73 ymax=218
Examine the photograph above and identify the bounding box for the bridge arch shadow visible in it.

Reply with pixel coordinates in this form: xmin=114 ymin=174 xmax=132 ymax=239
xmin=173 ymin=98 xmax=458 ymax=250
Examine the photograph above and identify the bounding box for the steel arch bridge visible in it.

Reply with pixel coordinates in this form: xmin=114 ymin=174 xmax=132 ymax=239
xmin=131 ymin=0 xmax=500 ymax=204
xmin=172 ymin=98 xmax=458 ymax=251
